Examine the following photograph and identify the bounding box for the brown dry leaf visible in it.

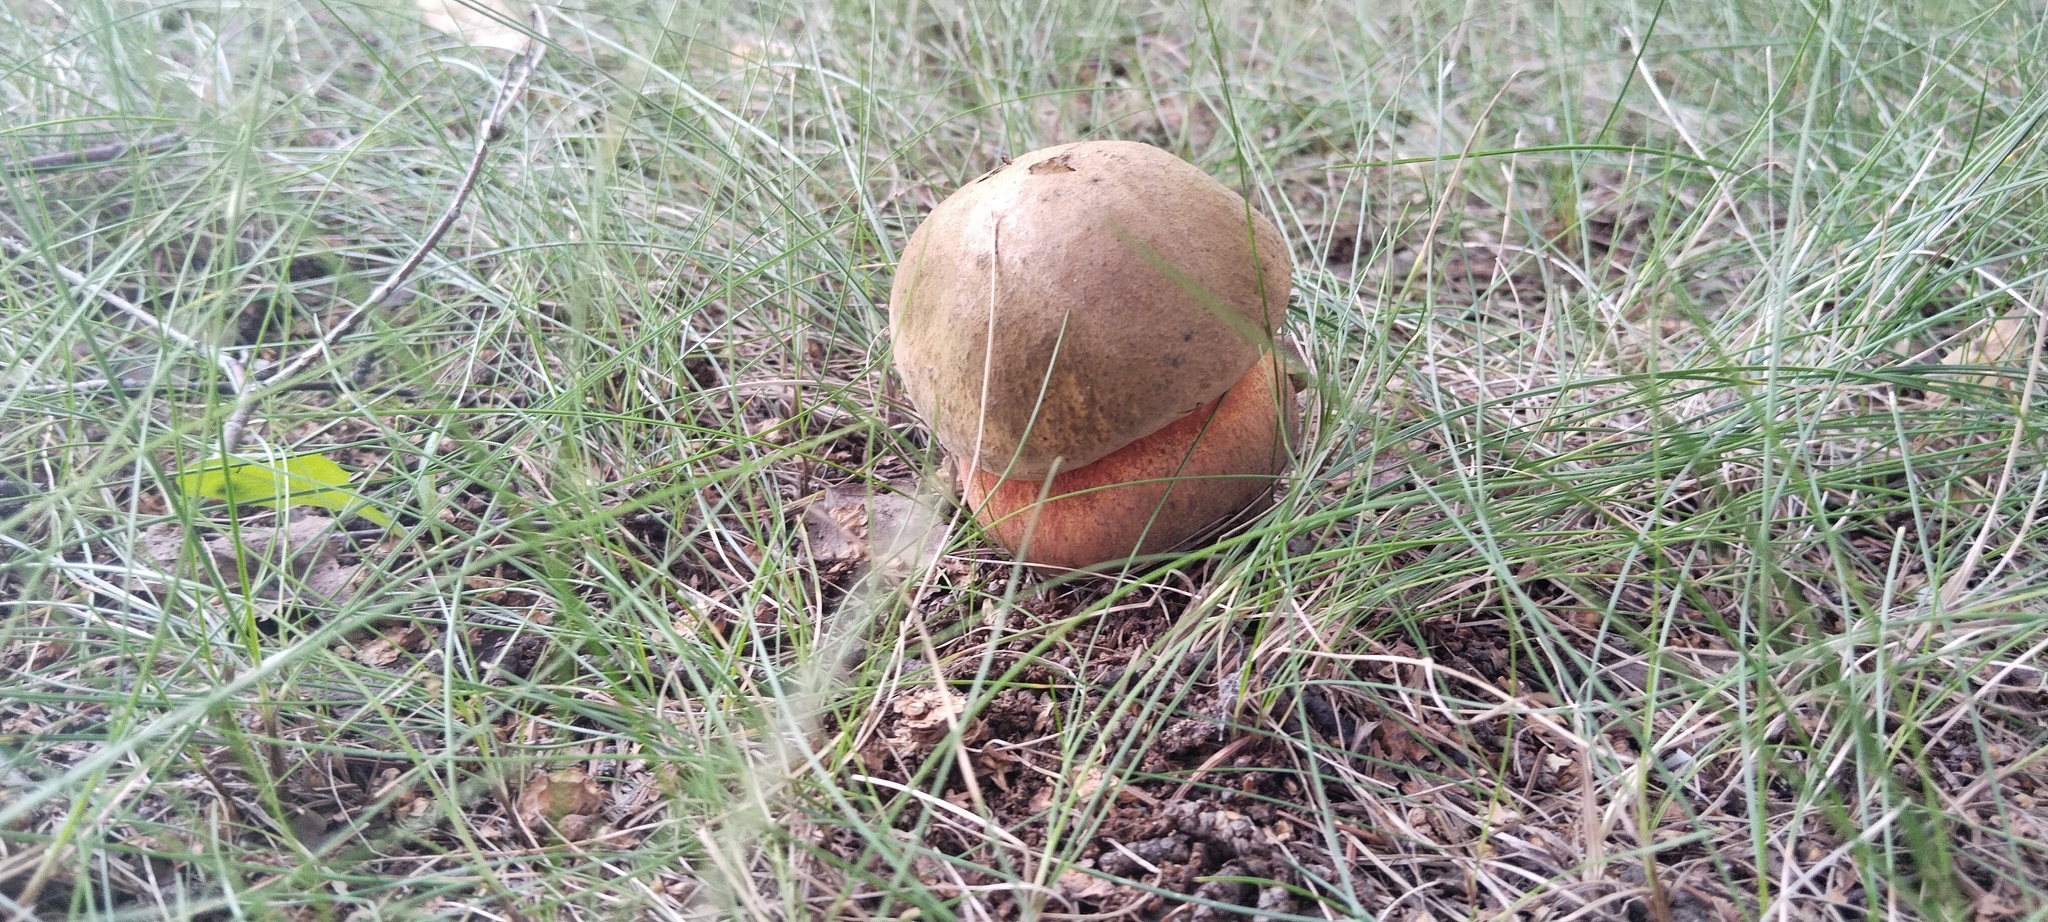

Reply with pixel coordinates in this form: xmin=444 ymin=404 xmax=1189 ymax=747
xmin=890 ymin=686 xmax=966 ymax=745
xmin=301 ymin=556 xmax=362 ymax=602
xmin=357 ymin=638 xmax=403 ymax=667
xmin=802 ymin=484 xmax=947 ymax=578
xmin=139 ymin=516 xmax=362 ymax=605
xmin=864 ymin=686 xmax=976 ymax=774
xmin=416 ymin=0 xmax=530 ymax=51
xmin=1974 ymin=890 xmax=2024 ymax=921
xmin=1073 ymin=766 xmax=1113 ymax=800
xmin=867 ymin=484 xmax=948 ymax=581
xmin=1944 ymin=316 xmax=2032 ymax=390
xmin=1056 ymin=867 xmax=1117 ymax=902
xmin=464 ymin=575 xmax=516 ymax=604
xmin=802 ymin=486 xmax=870 ymax=562
xmin=748 ymin=415 xmax=790 ymax=444
xmin=138 ymin=522 xmax=189 ymax=568
xmin=976 ymin=745 xmax=1023 ymax=793
xmin=724 ymin=31 xmax=796 ymax=67
xmin=518 ymin=767 xmax=606 ymax=840
xmin=356 ymin=624 xmax=427 ymax=667
xmin=14 ymin=641 xmax=67 ymax=671
xmin=205 ymin=516 xmax=360 ymax=604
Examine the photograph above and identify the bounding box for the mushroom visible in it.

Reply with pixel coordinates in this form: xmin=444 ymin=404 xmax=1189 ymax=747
xmin=889 ymin=140 xmax=1297 ymax=568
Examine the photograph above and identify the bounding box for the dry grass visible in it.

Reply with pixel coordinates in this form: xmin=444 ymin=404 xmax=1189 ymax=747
xmin=3 ymin=0 xmax=2046 ymax=919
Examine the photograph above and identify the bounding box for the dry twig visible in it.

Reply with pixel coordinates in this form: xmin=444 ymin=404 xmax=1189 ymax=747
xmin=1 ymin=130 xmax=186 ymax=175
xmin=1 ymin=234 xmax=245 ymax=390
xmin=218 ymin=15 xmax=548 ymax=451
xmin=15 ymin=378 xmax=420 ymax=399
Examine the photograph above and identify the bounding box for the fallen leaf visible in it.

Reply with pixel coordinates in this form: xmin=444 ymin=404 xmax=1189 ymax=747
xmin=355 ymin=624 xmax=427 ymax=666
xmin=139 ymin=522 xmax=189 ymax=569
xmin=867 ymin=483 xmax=948 ymax=581
xmin=1073 ymin=766 xmax=1112 ymax=800
xmin=890 ymin=686 xmax=966 ymax=745
xmin=723 ymin=31 xmax=795 ymax=67
xmin=302 ymin=555 xmax=362 ymax=601
xmin=416 ymin=0 xmax=530 ymax=51
xmin=517 ymin=767 xmax=606 ymax=839
xmin=1974 ymin=890 xmax=2022 ymax=921
xmin=176 ymin=452 xmax=391 ymax=527
xmin=802 ymin=486 xmax=869 ymax=562
xmin=555 ymin=813 xmax=596 ymax=841
xmin=1056 ymin=867 xmax=1117 ymax=902
xmin=140 ymin=515 xmax=363 ymax=605
xmin=802 ymin=483 xmax=949 ymax=575
xmin=1944 ymin=315 xmax=2032 ymax=390
xmin=357 ymin=637 xmax=404 ymax=667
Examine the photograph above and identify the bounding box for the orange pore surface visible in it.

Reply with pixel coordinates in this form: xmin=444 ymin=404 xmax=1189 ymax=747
xmin=961 ymin=354 xmax=1295 ymax=569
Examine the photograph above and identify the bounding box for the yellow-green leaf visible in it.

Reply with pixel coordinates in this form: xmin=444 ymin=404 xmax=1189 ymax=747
xmin=176 ymin=453 xmax=393 ymax=527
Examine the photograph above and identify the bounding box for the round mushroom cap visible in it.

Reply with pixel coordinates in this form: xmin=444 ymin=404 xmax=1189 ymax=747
xmin=889 ymin=140 xmax=1292 ymax=480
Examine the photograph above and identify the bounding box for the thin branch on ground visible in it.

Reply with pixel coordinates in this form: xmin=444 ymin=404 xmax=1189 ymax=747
xmin=14 ymin=377 xmax=420 ymax=399
xmin=1 ymin=234 xmax=246 ymax=390
xmin=218 ymin=17 xmax=548 ymax=452
xmin=2 ymin=130 xmax=187 ymax=174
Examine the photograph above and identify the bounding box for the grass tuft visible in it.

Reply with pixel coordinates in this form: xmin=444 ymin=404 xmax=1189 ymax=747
xmin=4 ymin=0 xmax=2046 ymax=918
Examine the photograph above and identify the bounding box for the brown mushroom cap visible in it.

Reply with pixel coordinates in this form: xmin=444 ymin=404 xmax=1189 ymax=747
xmin=888 ymin=140 xmax=1292 ymax=480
